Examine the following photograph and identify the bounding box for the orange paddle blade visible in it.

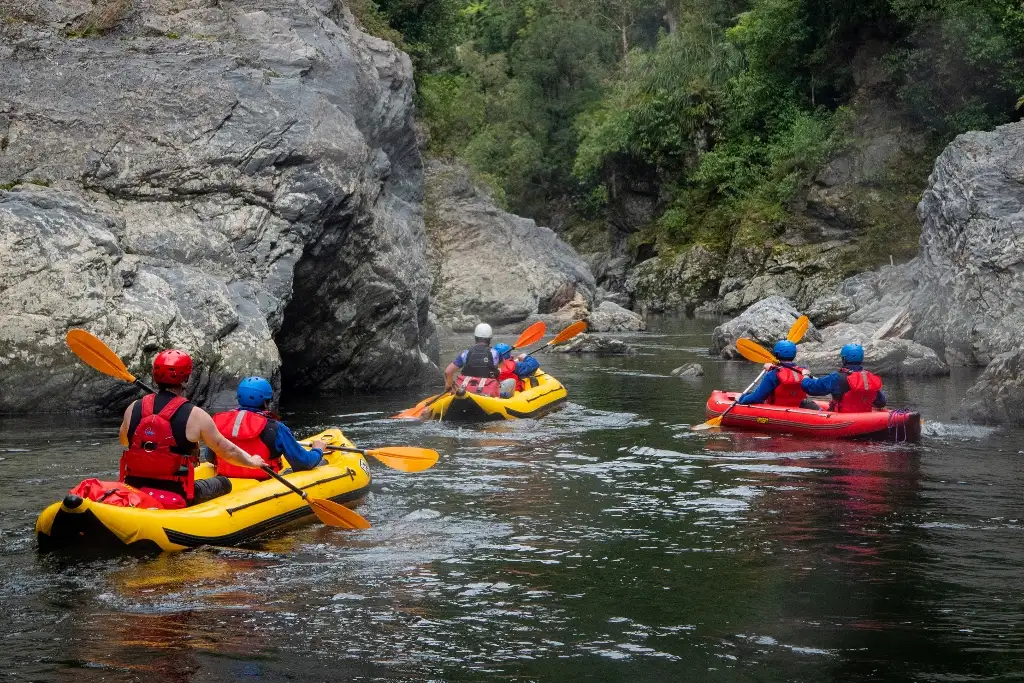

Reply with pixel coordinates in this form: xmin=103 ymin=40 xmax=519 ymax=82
xmin=309 ymin=497 xmax=371 ymax=529
xmin=513 ymin=320 xmax=546 ymax=349
xmin=691 ymin=416 xmax=723 ymax=431
xmin=549 ymin=320 xmax=587 ymax=346
xmin=788 ymin=315 xmax=810 ymax=343
xmin=365 ymin=446 xmax=439 ymax=473
xmin=392 ymin=393 xmax=439 ymax=419
xmin=66 ymin=329 xmax=136 ymax=383
xmin=735 ymin=338 xmax=778 ymax=365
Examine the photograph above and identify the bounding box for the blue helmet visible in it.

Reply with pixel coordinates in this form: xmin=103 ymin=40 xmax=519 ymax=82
xmin=840 ymin=343 xmax=864 ymax=364
xmin=493 ymin=343 xmax=513 ymax=361
xmin=773 ymin=340 xmax=797 ymax=361
xmin=237 ymin=376 xmax=274 ymax=408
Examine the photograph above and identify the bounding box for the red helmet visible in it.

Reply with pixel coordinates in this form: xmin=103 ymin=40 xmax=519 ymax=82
xmin=152 ymin=349 xmax=193 ymax=386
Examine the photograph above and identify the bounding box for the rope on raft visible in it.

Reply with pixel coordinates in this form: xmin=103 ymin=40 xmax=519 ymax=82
xmin=888 ymin=407 xmax=913 ymax=443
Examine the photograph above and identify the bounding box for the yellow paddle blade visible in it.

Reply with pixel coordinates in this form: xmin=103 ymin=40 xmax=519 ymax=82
xmin=549 ymin=320 xmax=587 ymax=346
xmin=392 ymin=393 xmax=439 ymax=419
xmin=309 ymin=498 xmax=371 ymax=529
xmin=788 ymin=315 xmax=810 ymax=343
xmin=66 ymin=329 xmax=137 ymax=383
xmin=735 ymin=338 xmax=778 ymax=365
xmin=366 ymin=446 xmax=439 ymax=473
xmin=691 ymin=416 xmax=723 ymax=431
xmin=513 ymin=320 xmax=547 ymax=349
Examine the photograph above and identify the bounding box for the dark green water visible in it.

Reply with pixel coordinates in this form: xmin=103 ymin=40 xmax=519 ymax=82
xmin=2 ymin=316 xmax=1022 ymax=682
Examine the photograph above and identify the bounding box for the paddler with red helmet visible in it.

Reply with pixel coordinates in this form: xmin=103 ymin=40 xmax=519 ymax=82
xmin=210 ymin=376 xmax=327 ymax=480
xmin=117 ymin=350 xmax=266 ymax=508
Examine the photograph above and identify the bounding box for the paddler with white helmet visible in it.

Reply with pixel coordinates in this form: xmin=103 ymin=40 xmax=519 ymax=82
xmin=444 ymin=323 xmax=503 ymax=398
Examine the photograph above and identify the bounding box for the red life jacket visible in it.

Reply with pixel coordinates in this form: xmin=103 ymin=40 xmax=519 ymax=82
xmin=455 ymin=375 xmax=501 ymax=397
xmin=119 ymin=394 xmax=198 ymax=500
xmin=767 ymin=365 xmax=808 ymax=407
xmin=835 ymin=368 xmax=884 ymax=413
xmin=211 ymin=409 xmax=282 ymax=480
xmin=497 ymin=359 xmax=524 ymax=392
xmin=70 ymin=478 xmax=165 ymax=509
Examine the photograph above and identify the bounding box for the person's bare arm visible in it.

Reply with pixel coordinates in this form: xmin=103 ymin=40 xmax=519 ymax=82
xmin=444 ymin=362 xmax=459 ymax=389
xmin=118 ymin=402 xmax=135 ymax=447
xmin=186 ymin=408 xmax=265 ymax=468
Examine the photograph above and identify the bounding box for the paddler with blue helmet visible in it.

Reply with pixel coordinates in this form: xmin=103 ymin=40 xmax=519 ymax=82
xmin=210 ymin=376 xmax=328 ymax=481
xmin=736 ymin=339 xmax=820 ymax=409
xmin=800 ymin=343 xmax=886 ymax=412
xmin=493 ymin=342 xmax=541 ymax=398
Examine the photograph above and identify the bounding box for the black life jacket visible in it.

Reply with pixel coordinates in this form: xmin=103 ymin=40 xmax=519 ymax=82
xmin=460 ymin=343 xmax=498 ymax=379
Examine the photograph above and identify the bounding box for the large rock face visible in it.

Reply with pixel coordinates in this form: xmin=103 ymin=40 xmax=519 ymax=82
xmin=0 ymin=0 xmax=437 ymax=412
xmin=425 ymin=162 xmax=596 ymax=330
xmin=959 ymin=351 xmax=1024 ymax=425
xmin=625 ymin=245 xmax=722 ymax=314
xmin=912 ymin=123 xmax=1024 ymax=365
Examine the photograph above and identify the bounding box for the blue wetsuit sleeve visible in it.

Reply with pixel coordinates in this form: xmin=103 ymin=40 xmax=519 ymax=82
xmin=275 ymin=422 xmax=323 ymax=471
xmin=452 ymin=350 xmax=468 ymax=368
xmin=801 ymin=373 xmax=840 ymax=396
xmin=515 ymin=356 xmax=540 ymax=376
xmin=874 ymin=389 xmax=887 ymax=409
xmin=737 ymin=371 xmax=779 ymax=405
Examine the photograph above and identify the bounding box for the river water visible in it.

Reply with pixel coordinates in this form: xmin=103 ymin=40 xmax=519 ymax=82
xmin=1 ymin=316 xmax=1022 ymax=682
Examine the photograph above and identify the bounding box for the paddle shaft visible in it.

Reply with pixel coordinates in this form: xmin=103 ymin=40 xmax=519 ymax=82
xmin=261 ymin=465 xmax=310 ymax=501
xmin=719 ymin=368 xmax=768 ymax=422
xmin=134 ymin=378 xmax=157 ymax=394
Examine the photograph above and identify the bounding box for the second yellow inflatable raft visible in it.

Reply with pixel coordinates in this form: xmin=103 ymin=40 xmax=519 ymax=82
xmin=422 ymin=371 xmax=567 ymax=421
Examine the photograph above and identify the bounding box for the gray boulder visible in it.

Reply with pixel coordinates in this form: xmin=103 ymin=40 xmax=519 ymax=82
xmin=425 ymin=162 xmax=595 ymax=328
xmin=805 ymin=294 xmax=856 ymax=327
xmin=552 ymin=333 xmax=636 ymax=355
xmin=710 ymin=295 xmax=821 ymax=359
xmin=959 ymin=350 xmax=1024 ymax=425
xmin=586 ymin=301 xmax=646 ymax=333
xmin=625 ymin=245 xmax=723 ymax=313
xmin=671 ymin=363 xmax=705 ymax=378
xmin=911 ymin=122 xmax=1024 ymax=365
xmin=0 ymin=0 xmax=437 ymax=412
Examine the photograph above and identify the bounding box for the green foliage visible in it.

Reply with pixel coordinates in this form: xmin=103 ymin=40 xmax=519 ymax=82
xmin=887 ymin=0 xmax=1024 ymax=136
xmin=574 ymin=22 xmax=741 ymax=180
xmin=362 ymin=0 xmax=1024 ymax=276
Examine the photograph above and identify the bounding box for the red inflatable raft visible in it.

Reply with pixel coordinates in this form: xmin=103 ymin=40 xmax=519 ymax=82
xmin=705 ymin=391 xmax=922 ymax=442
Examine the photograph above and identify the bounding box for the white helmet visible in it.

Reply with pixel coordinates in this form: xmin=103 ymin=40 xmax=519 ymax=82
xmin=474 ymin=323 xmax=493 ymax=340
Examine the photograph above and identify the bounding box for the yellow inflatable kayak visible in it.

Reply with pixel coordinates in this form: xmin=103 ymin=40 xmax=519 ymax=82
xmin=422 ymin=371 xmax=567 ymax=421
xmin=35 ymin=428 xmax=370 ymax=553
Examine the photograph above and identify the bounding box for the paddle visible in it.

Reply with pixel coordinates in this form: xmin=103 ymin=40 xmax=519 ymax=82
xmin=692 ymin=316 xmax=807 ymax=432
xmin=788 ymin=315 xmax=809 ymax=343
xmin=298 ymin=442 xmax=439 ymax=473
xmin=259 ymin=465 xmax=370 ymax=529
xmin=391 ymin=320 xmax=548 ymax=419
xmin=525 ymin=320 xmax=588 ymax=356
xmin=735 ymin=338 xmax=779 ymax=365
xmin=66 ymin=329 xmax=156 ymax=393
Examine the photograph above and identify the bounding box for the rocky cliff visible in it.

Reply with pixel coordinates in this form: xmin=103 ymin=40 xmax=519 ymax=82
xmin=424 ymin=161 xmax=611 ymax=331
xmin=0 ymin=0 xmax=437 ymax=412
